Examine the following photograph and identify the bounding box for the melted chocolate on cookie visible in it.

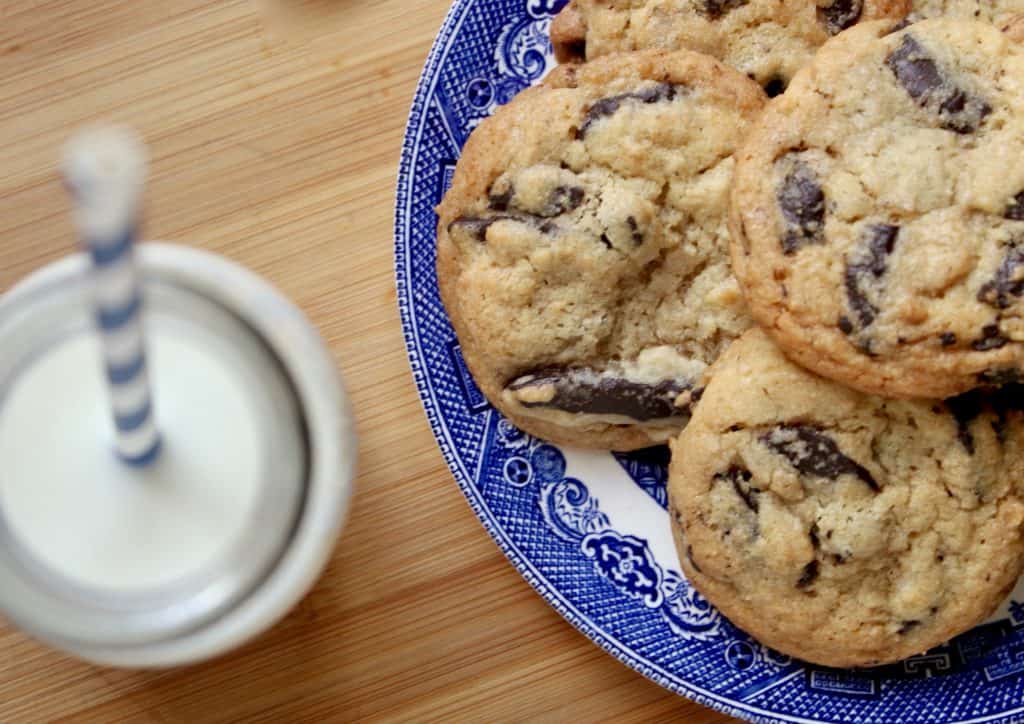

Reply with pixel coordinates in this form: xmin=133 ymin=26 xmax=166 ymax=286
xmin=508 ymin=368 xmax=691 ymax=422
xmin=778 ymin=159 xmax=826 ymax=255
xmin=886 ymin=35 xmax=991 ymax=134
xmin=761 ymin=425 xmax=879 ymax=490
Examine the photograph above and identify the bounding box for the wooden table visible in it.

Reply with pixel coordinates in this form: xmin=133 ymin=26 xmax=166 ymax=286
xmin=0 ymin=2 xmax=735 ymax=721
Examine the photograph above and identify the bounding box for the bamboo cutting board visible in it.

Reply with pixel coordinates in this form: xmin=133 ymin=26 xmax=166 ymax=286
xmin=0 ymin=2 xmax=734 ymax=721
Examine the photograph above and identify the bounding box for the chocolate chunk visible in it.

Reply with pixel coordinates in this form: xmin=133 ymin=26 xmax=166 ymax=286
xmin=797 ymin=560 xmax=820 ymax=589
xmin=809 ymin=523 xmax=821 ymax=549
xmin=887 ymin=36 xmax=943 ymax=101
xmin=940 ymin=332 xmax=957 ymax=347
xmin=979 ymin=368 xmax=1021 ymax=386
xmin=1005 ymin=192 xmax=1024 ymax=220
xmin=778 ymin=160 xmax=826 ymax=255
xmin=988 ymin=384 xmax=1024 ymax=433
xmin=599 ymin=233 xmax=613 ymax=249
xmin=563 ymin=39 xmax=586 ymax=61
xmin=857 ymin=338 xmax=877 ymax=357
xmin=978 ymin=245 xmax=1024 ymax=309
xmin=856 ymin=224 xmax=899 ymax=277
xmin=448 ymin=216 xmax=499 ymax=242
xmin=691 ymin=387 xmax=705 ymax=406
xmin=715 ymin=466 xmax=758 ymax=512
xmin=762 ymin=425 xmax=880 ymax=491
xmin=819 ymin=0 xmax=863 ymax=35
xmin=884 ymin=19 xmax=912 ymax=36
xmin=838 ymin=316 xmax=854 ymax=335
xmin=448 ymin=214 xmax=551 ymax=242
xmin=686 ymin=545 xmax=703 ymax=574
xmin=886 ymin=35 xmax=991 ymax=134
xmin=507 ymin=368 xmax=689 ymax=422
xmin=844 ymin=224 xmax=899 ymax=328
xmin=973 ymin=324 xmax=1009 ymax=351
xmin=995 ymin=383 xmax=1024 ymax=412
xmin=632 ymin=84 xmax=679 ymax=104
xmin=488 ymin=186 xmax=513 ymax=211
xmin=764 ymin=78 xmax=786 ymax=98
xmin=540 ymin=186 xmax=585 ymax=217
xmin=626 ymin=216 xmax=644 ymax=245
xmin=946 ymin=389 xmax=986 ymax=454
xmin=732 ymin=482 xmax=758 ymax=513
xmin=968 ymin=384 xmax=1024 ymax=450
xmin=578 ymin=83 xmax=684 ymax=138
xmin=898 ymin=620 xmax=921 ymax=635
xmin=489 ymin=184 xmax=583 ymax=217
xmin=702 ymin=0 xmax=748 ymax=19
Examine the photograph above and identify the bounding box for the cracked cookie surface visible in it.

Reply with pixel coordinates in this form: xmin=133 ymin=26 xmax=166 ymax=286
xmin=731 ymin=19 xmax=1024 ymax=398
xmin=550 ymin=0 xmax=909 ymax=89
xmin=436 ymin=50 xmax=763 ymax=450
xmin=668 ymin=329 xmax=1024 ymax=667
xmin=908 ymin=0 xmax=1024 ymax=25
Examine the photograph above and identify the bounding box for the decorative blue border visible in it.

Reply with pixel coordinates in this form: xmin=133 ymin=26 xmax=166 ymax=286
xmin=393 ymin=2 xmax=1024 ymax=721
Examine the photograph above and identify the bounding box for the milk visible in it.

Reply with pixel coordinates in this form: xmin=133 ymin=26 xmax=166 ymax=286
xmin=0 ymin=324 xmax=264 ymax=592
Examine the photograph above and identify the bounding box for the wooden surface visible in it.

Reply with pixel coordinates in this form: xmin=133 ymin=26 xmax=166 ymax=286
xmin=0 ymin=2 xmax=736 ymax=721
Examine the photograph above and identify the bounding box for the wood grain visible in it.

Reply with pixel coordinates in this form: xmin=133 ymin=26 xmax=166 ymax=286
xmin=0 ymin=2 xmax=737 ymax=721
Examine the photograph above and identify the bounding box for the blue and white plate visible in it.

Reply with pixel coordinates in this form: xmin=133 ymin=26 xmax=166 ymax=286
xmin=394 ymin=3 xmax=1024 ymax=721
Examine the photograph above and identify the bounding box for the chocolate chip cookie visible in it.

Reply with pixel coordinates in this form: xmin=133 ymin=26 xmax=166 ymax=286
xmin=668 ymin=329 xmax=1024 ymax=667
xmin=550 ymin=0 xmax=909 ymax=90
xmin=731 ymin=18 xmax=1024 ymax=399
xmin=436 ymin=51 xmax=763 ymax=450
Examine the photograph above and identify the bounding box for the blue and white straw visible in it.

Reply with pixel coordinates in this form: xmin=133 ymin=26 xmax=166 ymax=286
xmin=63 ymin=126 xmax=161 ymax=466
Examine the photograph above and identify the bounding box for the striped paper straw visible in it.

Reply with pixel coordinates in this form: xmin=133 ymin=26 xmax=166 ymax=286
xmin=63 ymin=126 xmax=161 ymax=466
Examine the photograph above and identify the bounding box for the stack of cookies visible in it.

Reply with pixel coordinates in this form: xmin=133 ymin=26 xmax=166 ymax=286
xmin=436 ymin=0 xmax=1024 ymax=668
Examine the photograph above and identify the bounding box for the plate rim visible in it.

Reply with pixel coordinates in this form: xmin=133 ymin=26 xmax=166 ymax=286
xmin=391 ymin=2 xmax=1024 ymax=722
